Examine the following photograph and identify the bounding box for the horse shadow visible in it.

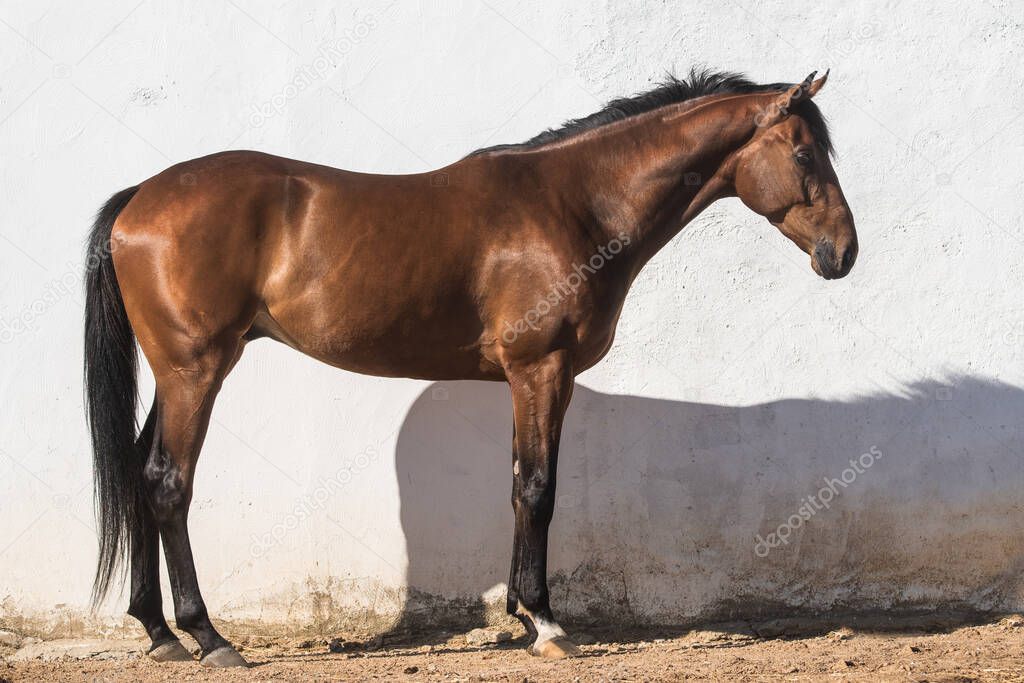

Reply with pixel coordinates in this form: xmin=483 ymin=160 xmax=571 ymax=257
xmin=385 ymin=377 xmax=1024 ymax=644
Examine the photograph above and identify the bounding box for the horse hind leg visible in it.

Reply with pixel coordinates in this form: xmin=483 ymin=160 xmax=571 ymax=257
xmin=128 ymin=402 xmax=192 ymax=662
xmin=143 ymin=335 xmax=248 ymax=668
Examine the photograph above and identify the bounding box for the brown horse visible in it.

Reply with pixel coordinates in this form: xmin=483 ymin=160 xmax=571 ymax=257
xmin=84 ymin=68 xmax=856 ymax=666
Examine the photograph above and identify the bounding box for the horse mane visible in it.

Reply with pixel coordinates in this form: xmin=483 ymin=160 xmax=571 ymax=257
xmin=469 ymin=67 xmax=833 ymax=157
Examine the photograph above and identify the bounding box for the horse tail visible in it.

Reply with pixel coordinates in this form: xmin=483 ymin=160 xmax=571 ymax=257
xmin=84 ymin=185 xmax=141 ymax=607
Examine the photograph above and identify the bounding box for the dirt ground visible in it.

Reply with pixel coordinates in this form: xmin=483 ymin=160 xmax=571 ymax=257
xmin=3 ymin=613 xmax=1024 ymax=682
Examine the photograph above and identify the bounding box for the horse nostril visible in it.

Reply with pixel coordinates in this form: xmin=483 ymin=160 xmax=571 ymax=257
xmin=814 ymin=241 xmax=838 ymax=279
xmin=840 ymin=246 xmax=856 ymax=273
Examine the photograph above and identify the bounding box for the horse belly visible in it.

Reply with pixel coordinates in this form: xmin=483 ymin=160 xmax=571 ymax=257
xmin=250 ymin=166 xmax=505 ymax=380
xmin=259 ymin=279 xmax=499 ymax=381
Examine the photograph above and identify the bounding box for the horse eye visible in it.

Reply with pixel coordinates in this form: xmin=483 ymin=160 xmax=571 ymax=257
xmin=795 ymin=151 xmax=813 ymax=168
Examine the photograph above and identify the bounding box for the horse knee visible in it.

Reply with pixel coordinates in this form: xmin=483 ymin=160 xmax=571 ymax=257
xmin=515 ymin=473 xmax=555 ymax=520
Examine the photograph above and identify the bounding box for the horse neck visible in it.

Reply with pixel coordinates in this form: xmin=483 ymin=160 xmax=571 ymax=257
xmin=556 ymin=94 xmax=764 ymax=273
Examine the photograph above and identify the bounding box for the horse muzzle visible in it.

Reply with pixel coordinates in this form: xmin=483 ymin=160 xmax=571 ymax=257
xmin=812 ymin=239 xmax=856 ymax=280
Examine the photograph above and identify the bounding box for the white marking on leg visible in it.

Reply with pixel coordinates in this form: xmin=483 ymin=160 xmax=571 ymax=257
xmin=513 ymin=459 xmax=519 ymax=475
xmin=517 ymin=601 xmax=566 ymax=644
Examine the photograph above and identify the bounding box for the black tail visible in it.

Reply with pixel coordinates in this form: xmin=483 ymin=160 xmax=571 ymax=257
xmin=84 ymin=185 xmax=141 ymax=606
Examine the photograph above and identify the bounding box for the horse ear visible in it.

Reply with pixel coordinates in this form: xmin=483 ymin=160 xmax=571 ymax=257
xmin=805 ymin=69 xmax=828 ymax=98
xmin=780 ymin=69 xmax=828 ymax=110
xmin=758 ymin=70 xmax=828 ymax=127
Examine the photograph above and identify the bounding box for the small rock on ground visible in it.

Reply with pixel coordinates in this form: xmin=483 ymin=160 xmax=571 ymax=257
xmin=465 ymin=628 xmax=513 ymax=645
xmin=0 ymin=630 xmax=23 ymax=649
xmin=328 ymin=637 xmax=357 ymax=653
xmin=829 ymin=627 xmax=855 ymax=641
xmin=685 ymin=621 xmax=757 ymax=644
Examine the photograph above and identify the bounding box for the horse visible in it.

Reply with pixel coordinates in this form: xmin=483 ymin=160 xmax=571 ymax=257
xmin=83 ymin=68 xmax=856 ymax=666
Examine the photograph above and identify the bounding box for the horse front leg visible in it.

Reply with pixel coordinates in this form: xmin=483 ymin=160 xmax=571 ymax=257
xmin=505 ymin=350 xmax=581 ymax=658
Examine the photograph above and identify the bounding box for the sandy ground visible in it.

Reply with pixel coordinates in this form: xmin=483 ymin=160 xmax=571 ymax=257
xmin=3 ymin=613 xmax=1024 ymax=682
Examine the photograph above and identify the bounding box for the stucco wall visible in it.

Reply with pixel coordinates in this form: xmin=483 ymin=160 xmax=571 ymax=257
xmin=1 ymin=1 xmax=1022 ymax=634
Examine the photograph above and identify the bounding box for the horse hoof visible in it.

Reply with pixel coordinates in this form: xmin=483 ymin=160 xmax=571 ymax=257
xmin=200 ymin=645 xmax=248 ymax=668
xmin=148 ymin=639 xmax=193 ymax=662
xmin=530 ymin=636 xmax=583 ymax=659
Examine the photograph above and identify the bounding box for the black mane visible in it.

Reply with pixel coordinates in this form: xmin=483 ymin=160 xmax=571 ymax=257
xmin=470 ymin=68 xmax=833 ymax=157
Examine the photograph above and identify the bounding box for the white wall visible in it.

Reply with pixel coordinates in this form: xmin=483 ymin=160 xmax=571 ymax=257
xmin=1 ymin=0 xmax=1023 ymax=634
